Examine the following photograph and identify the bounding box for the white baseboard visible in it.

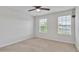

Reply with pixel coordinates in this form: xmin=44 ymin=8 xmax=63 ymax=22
xmin=36 ymin=36 xmax=75 ymax=44
xmin=0 ymin=34 xmax=34 ymax=48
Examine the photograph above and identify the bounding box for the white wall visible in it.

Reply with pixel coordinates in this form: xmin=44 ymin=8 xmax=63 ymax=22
xmin=75 ymin=7 xmax=79 ymax=50
xmin=0 ymin=7 xmax=34 ymax=47
xmin=35 ymin=9 xmax=75 ymax=44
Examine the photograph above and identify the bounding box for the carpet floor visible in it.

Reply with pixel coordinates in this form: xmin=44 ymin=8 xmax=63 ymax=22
xmin=0 ymin=38 xmax=77 ymax=52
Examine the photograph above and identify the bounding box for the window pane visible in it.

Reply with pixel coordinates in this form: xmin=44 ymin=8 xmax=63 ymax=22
xmin=39 ymin=18 xmax=48 ymax=32
xmin=58 ymin=15 xmax=71 ymax=35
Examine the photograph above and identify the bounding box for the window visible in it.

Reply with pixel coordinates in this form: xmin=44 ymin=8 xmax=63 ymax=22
xmin=39 ymin=18 xmax=48 ymax=32
xmin=58 ymin=15 xmax=71 ymax=35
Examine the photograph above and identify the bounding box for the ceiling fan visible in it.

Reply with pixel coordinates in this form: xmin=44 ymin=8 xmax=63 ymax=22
xmin=28 ymin=6 xmax=50 ymax=12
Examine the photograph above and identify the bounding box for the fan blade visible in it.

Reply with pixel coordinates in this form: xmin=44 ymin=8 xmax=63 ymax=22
xmin=28 ymin=9 xmax=36 ymax=11
xmin=40 ymin=8 xmax=50 ymax=11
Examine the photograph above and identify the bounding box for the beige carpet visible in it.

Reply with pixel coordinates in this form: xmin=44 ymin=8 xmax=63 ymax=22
xmin=0 ymin=38 xmax=77 ymax=52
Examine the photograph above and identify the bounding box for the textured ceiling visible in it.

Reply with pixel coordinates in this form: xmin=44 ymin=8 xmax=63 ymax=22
xmin=3 ymin=6 xmax=75 ymax=16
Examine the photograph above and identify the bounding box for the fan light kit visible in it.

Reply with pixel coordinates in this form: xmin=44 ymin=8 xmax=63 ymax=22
xmin=36 ymin=9 xmax=41 ymax=12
